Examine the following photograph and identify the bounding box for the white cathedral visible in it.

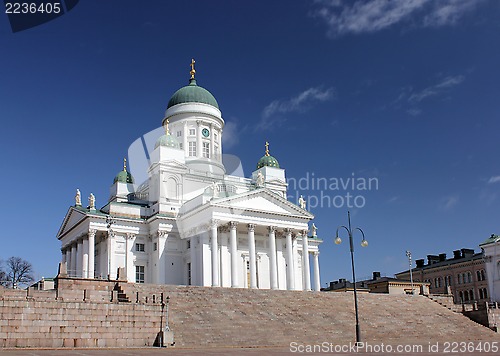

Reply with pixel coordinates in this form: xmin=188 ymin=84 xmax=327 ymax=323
xmin=57 ymin=61 xmax=322 ymax=291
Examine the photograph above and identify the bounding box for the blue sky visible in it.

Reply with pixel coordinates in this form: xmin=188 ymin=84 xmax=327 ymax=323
xmin=1 ymin=0 xmax=500 ymax=286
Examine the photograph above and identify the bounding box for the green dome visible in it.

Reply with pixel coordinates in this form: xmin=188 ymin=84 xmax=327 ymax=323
xmin=167 ymin=78 xmax=219 ymax=109
xmin=155 ymin=133 xmax=180 ymax=149
xmin=257 ymin=155 xmax=280 ymax=169
xmin=114 ymin=170 xmax=134 ymax=184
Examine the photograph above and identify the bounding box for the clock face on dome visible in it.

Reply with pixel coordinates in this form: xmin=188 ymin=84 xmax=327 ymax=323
xmin=202 ymin=128 xmax=210 ymax=137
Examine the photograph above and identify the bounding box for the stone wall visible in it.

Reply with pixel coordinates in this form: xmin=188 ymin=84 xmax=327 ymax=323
xmin=0 ymin=278 xmax=164 ymax=348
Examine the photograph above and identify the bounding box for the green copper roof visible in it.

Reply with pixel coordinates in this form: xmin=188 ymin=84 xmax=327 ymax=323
xmin=155 ymin=133 xmax=180 ymax=149
xmin=114 ymin=170 xmax=134 ymax=184
xmin=167 ymin=78 xmax=219 ymax=109
xmin=480 ymin=234 xmax=500 ymax=246
xmin=257 ymin=155 xmax=280 ymax=169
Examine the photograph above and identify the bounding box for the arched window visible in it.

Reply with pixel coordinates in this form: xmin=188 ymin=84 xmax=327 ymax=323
xmin=479 ymin=289 xmax=484 ymax=299
xmin=484 ymin=288 xmax=488 ymax=299
xmin=469 ymin=290 xmax=474 ymax=301
xmin=481 ymin=270 xmax=486 ymax=281
xmin=464 ymin=291 xmax=469 ymax=301
xmin=467 ymin=272 xmax=472 ymax=283
xmin=459 ymin=291 xmax=464 ymax=302
xmin=477 ymin=270 xmax=481 ymax=281
xmin=458 ymin=274 xmax=462 ymax=284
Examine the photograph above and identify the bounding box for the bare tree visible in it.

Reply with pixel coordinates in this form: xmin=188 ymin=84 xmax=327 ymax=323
xmin=5 ymin=257 xmax=34 ymax=289
xmin=0 ymin=259 xmax=6 ymax=287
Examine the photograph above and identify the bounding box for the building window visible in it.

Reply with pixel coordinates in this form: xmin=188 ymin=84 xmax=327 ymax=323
xmin=189 ymin=128 xmax=196 ymax=136
xmin=457 ymin=274 xmax=462 ymax=285
xmin=479 ymin=288 xmax=484 ymax=299
xmin=187 ymin=240 xmax=191 ymax=249
xmin=445 ymin=275 xmax=452 ymax=287
xmin=469 ymin=290 xmax=474 ymax=301
xmin=136 ymin=266 xmax=145 ymax=283
xmin=214 ymin=132 xmax=218 ymax=142
xmin=202 ymin=142 xmax=210 ymax=158
xmin=177 ymin=131 xmax=182 ymax=137
xmin=187 ymin=262 xmax=191 ymax=285
xmin=188 ymin=142 xmax=197 ymax=157
xmin=135 ymin=243 xmax=145 ymax=252
xmin=484 ymin=288 xmax=488 ymax=299
xmin=153 ymin=242 xmax=158 ymax=251
xmin=179 ymin=142 xmax=183 ymax=150
xmin=467 ymin=272 xmax=472 ymax=284
xmin=459 ymin=291 xmax=464 ymax=302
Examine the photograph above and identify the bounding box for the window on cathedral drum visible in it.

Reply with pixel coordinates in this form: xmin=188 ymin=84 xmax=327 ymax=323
xmin=136 ymin=266 xmax=145 ymax=283
xmin=203 ymin=142 xmax=210 ymax=158
xmin=135 ymin=243 xmax=145 ymax=252
xmin=176 ymin=131 xmax=182 ymax=137
xmin=188 ymin=141 xmax=196 ymax=157
xmin=153 ymin=242 xmax=158 ymax=251
xmin=187 ymin=240 xmax=191 ymax=249
xmin=189 ymin=128 xmax=196 ymax=136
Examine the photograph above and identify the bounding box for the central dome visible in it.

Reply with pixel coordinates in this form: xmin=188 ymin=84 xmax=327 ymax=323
xmin=167 ymin=78 xmax=219 ymax=109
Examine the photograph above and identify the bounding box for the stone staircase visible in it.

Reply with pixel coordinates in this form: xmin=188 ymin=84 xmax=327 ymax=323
xmin=427 ymin=294 xmax=464 ymax=313
xmin=117 ymin=283 xmax=500 ymax=348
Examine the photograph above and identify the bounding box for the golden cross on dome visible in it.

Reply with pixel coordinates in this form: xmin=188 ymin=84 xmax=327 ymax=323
xmin=265 ymin=141 xmax=270 ymax=156
xmin=190 ymin=58 xmax=196 ymax=79
xmin=123 ymin=158 xmax=127 ymax=171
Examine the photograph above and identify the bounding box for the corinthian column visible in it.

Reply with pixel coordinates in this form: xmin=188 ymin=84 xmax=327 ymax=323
xmin=88 ymin=229 xmax=96 ymax=279
xmin=313 ymin=251 xmax=321 ymax=291
xmin=268 ymin=226 xmax=278 ymax=290
xmin=211 ymin=220 xmax=220 ymax=287
xmin=229 ymin=221 xmax=239 ymax=288
xmin=248 ymin=224 xmax=257 ymax=289
xmin=285 ymin=228 xmax=295 ymax=290
xmin=302 ymin=230 xmax=311 ymax=291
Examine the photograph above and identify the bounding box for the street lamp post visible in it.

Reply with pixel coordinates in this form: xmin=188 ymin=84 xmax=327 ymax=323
xmin=406 ymin=250 xmax=414 ymax=295
xmin=335 ymin=211 xmax=368 ymax=344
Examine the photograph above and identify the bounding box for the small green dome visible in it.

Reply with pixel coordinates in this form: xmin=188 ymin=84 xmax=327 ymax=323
xmin=114 ymin=170 xmax=134 ymax=184
xmin=167 ymin=79 xmax=219 ymax=109
xmin=155 ymin=133 xmax=180 ymax=149
xmin=257 ymin=155 xmax=280 ymax=169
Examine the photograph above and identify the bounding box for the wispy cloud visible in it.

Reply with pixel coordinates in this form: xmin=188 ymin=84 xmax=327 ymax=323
xmin=439 ymin=194 xmax=459 ymax=211
xmin=258 ymin=87 xmax=334 ymax=130
xmin=311 ymin=0 xmax=480 ymax=38
xmin=488 ymin=176 xmax=500 ymax=184
xmin=221 ymin=121 xmax=239 ymax=149
xmin=408 ymin=75 xmax=465 ymax=103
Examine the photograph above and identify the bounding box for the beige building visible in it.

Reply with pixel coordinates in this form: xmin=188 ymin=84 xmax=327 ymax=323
xmin=395 ymin=248 xmax=488 ymax=304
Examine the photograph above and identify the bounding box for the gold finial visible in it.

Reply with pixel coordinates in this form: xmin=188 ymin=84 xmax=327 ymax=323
xmin=123 ymin=158 xmax=127 ymax=171
xmin=190 ymin=58 xmax=196 ymax=79
xmin=165 ymin=118 xmax=170 ymax=135
xmin=265 ymin=141 xmax=270 ymax=156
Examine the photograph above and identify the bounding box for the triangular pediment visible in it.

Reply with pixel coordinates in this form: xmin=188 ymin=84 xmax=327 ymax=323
xmin=213 ymin=189 xmax=313 ymax=219
xmin=57 ymin=207 xmax=88 ymax=239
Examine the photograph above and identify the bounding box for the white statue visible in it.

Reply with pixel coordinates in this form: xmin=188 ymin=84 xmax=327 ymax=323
xmin=89 ymin=193 xmax=96 ymax=210
xmin=75 ymin=189 xmax=81 ymax=206
xmin=311 ymin=223 xmax=317 ymax=237
xmin=299 ymin=195 xmax=306 ymax=210
xmin=211 ymin=182 xmax=218 ymax=198
xmin=256 ymin=171 xmax=265 ymax=187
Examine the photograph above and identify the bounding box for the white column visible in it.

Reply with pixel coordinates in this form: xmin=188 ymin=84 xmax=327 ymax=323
xmin=285 ymin=229 xmax=295 ymax=290
xmin=107 ymin=231 xmax=114 ymax=279
xmin=82 ymin=238 xmax=89 ymax=279
xmin=61 ymin=249 xmax=67 ymax=264
xmin=126 ymin=233 xmax=135 ymax=282
xmin=196 ymin=120 xmax=202 ymax=158
xmin=302 ymin=231 xmax=311 ymax=291
xmin=70 ymin=244 xmax=77 ymax=277
xmin=210 ymin=123 xmax=215 ymax=159
xmin=88 ymin=229 xmax=96 ymax=279
xmin=190 ymin=236 xmax=197 ymax=285
xmin=248 ymin=224 xmax=257 ymax=289
xmin=211 ymin=220 xmax=219 ymax=287
xmin=268 ymin=226 xmax=278 ymax=290
xmin=157 ymin=231 xmax=168 ymax=283
xmin=65 ymin=248 xmax=71 ymax=273
xmin=183 ymin=121 xmax=188 ymax=157
xmin=313 ymin=251 xmax=321 ymax=291
xmin=76 ymin=239 xmax=83 ymax=278
xmin=229 ymin=222 xmax=239 ymax=288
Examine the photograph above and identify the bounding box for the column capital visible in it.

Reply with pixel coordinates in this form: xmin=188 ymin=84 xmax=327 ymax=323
xmin=210 ymin=219 xmax=219 ymax=228
xmin=126 ymin=233 xmax=136 ymax=240
xmin=247 ymin=223 xmax=255 ymax=232
xmin=268 ymin=226 xmax=277 ymax=233
xmin=88 ymin=229 xmax=97 ymax=237
xmin=158 ymin=230 xmax=168 ymax=238
xmin=284 ymin=228 xmax=292 ymax=234
xmin=229 ymin=221 xmax=238 ymax=230
xmin=196 ymin=120 xmax=201 ymax=126
xmin=313 ymin=251 xmax=320 ymax=256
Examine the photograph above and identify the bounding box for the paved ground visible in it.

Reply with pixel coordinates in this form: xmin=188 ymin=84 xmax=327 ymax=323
xmin=0 ymin=343 xmax=499 ymax=356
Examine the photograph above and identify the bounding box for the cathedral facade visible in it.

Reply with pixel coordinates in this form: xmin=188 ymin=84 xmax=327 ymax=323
xmin=57 ymin=61 xmax=322 ymax=291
